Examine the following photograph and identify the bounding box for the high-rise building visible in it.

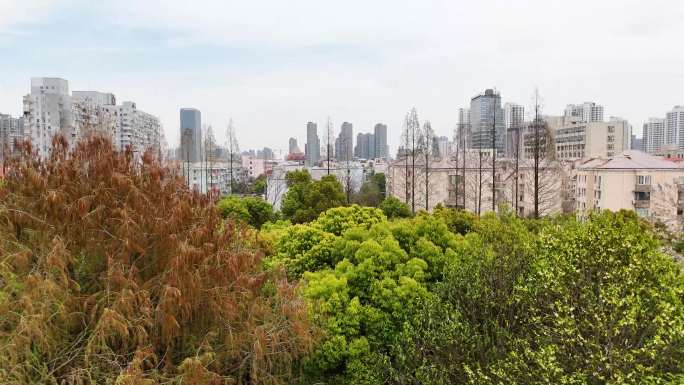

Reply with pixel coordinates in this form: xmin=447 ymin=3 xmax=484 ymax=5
xmin=288 ymin=137 xmax=301 ymax=154
xmin=180 ymin=108 xmax=202 ymax=162
xmin=23 ymin=77 xmax=73 ymax=158
xmin=354 ymin=132 xmax=375 ymax=159
xmin=305 ymin=122 xmax=320 ymax=166
xmin=504 ymin=103 xmax=524 ymax=157
xmin=0 ymin=113 xmax=24 ymax=159
xmin=666 ymin=106 xmax=684 ymax=150
xmin=374 ymin=123 xmax=388 ymax=160
xmin=469 ymin=89 xmax=505 ymax=154
xmin=435 ymin=135 xmax=450 ymax=159
xmin=335 ymin=122 xmax=353 ymax=161
xmin=645 ymin=118 xmax=666 ymax=154
xmin=564 ymin=102 xmax=604 ymax=123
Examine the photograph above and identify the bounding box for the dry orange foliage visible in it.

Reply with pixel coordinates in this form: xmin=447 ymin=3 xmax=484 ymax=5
xmin=0 ymin=135 xmax=314 ymax=385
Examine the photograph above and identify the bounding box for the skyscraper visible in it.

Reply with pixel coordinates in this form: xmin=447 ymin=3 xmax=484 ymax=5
xmin=469 ymin=89 xmax=505 ymax=154
xmin=373 ymin=123 xmax=388 ymax=159
xmin=305 ymin=122 xmax=320 ymax=166
xmin=180 ymin=108 xmax=202 ymax=162
xmin=335 ymin=122 xmax=353 ymax=161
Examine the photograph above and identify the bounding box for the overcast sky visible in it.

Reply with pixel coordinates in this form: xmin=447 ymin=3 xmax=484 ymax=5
xmin=1 ymin=0 xmax=683 ymax=155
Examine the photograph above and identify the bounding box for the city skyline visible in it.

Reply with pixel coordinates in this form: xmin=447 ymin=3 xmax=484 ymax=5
xmin=1 ymin=1 xmax=683 ymax=153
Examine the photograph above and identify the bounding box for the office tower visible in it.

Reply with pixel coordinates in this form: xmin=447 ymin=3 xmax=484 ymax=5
xmin=305 ymin=122 xmax=321 ymax=166
xmin=335 ymin=122 xmax=353 ymax=161
xmin=373 ymin=123 xmax=388 ymax=159
xmin=22 ymin=77 xmax=73 ymax=158
xmin=645 ymin=118 xmax=666 ymax=154
xmin=564 ymin=102 xmax=604 ymax=123
xmin=354 ymin=132 xmax=375 ymax=159
xmin=666 ymin=106 xmax=684 ymax=150
xmin=469 ymin=89 xmax=505 ymax=154
xmin=180 ymin=108 xmax=202 ymax=162
xmin=288 ymin=137 xmax=301 ymax=154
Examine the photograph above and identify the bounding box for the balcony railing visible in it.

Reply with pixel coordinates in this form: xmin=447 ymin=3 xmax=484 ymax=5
xmin=634 ymin=184 xmax=652 ymax=193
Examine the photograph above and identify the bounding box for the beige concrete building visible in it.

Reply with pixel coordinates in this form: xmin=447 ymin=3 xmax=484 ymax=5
xmin=555 ymin=117 xmax=630 ymax=161
xmin=576 ymin=151 xmax=684 ymax=230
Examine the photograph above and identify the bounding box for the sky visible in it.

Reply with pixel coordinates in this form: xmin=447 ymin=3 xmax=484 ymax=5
xmin=1 ymin=0 xmax=683 ymax=155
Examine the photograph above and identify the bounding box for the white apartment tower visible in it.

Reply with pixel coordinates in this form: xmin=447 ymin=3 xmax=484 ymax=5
xmin=23 ymin=77 xmax=73 ymax=157
xmin=564 ymin=102 xmax=604 ymax=123
xmin=666 ymin=106 xmax=684 ymax=150
xmin=23 ymin=78 xmax=161 ymax=158
xmin=645 ymin=118 xmax=666 ymax=154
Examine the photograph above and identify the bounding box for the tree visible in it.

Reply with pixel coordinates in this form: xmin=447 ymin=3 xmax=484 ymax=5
xmin=280 ymin=170 xmax=346 ymax=223
xmin=252 ymin=174 xmax=267 ymax=195
xmin=418 ymin=121 xmax=438 ymax=210
xmin=266 ymin=209 xmax=460 ymax=385
xmin=0 ymin=135 xmax=313 ymax=384
xmin=402 ymin=108 xmax=420 ymax=213
xmin=525 ymin=88 xmax=558 ymax=218
xmin=379 ymin=196 xmax=413 ymax=219
xmin=353 ymin=172 xmax=385 ymax=207
xmin=226 ymin=118 xmax=240 ymax=194
xmin=400 ymin=210 xmax=684 ymax=384
xmin=218 ymin=195 xmax=275 ymax=229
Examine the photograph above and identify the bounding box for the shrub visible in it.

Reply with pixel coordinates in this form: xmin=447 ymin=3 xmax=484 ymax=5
xmin=0 ymin=136 xmax=314 ymax=384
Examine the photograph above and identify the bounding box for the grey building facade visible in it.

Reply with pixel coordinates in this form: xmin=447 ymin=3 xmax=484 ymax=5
xmin=354 ymin=132 xmax=375 ymax=160
xmin=470 ymin=89 xmax=506 ymax=154
xmin=305 ymin=122 xmax=320 ymax=166
xmin=374 ymin=123 xmax=388 ymax=159
xmin=335 ymin=122 xmax=354 ymax=161
xmin=180 ymin=108 xmax=202 ymax=162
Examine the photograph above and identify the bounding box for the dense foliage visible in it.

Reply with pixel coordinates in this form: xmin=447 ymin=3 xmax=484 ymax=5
xmin=280 ymin=170 xmax=346 ymax=223
xmin=0 ymin=136 xmax=314 ymax=385
xmin=218 ymin=195 xmax=275 ymax=229
xmin=264 ymin=206 xmax=684 ymax=385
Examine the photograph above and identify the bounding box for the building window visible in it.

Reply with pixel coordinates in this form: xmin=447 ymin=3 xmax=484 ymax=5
xmin=637 ymin=175 xmax=651 ymax=185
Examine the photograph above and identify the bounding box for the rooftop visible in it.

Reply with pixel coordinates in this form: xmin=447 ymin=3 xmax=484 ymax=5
xmin=579 ymin=150 xmax=684 ymax=170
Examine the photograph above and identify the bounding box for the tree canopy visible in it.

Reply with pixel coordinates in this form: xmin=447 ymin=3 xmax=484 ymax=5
xmin=280 ymin=170 xmax=346 ymax=223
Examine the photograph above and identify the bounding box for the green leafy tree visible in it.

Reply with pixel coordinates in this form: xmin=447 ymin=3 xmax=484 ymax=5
xmin=252 ymin=174 xmax=267 ymax=195
xmin=218 ymin=195 xmax=275 ymax=229
xmin=402 ymin=211 xmax=684 ymax=384
xmin=281 ymin=170 xmax=346 ymax=223
xmin=378 ymin=196 xmax=412 ymax=219
xmin=267 ymin=208 xmax=460 ymax=385
xmin=353 ymin=173 xmax=386 ymax=207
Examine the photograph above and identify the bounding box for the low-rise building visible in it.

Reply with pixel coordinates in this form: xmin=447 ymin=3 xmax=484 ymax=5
xmin=575 ymin=151 xmax=684 ymax=230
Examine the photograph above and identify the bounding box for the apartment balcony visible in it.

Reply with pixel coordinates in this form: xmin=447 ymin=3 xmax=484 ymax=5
xmin=633 ymin=200 xmax=650 ymax=209
xmin=634 ymin=184 xmax=652 ymax=193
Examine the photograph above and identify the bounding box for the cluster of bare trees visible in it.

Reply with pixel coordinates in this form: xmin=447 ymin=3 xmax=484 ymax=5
xmin=411 ymin=89 xmax=562 ymax=218
xmin=400 ymin=108 xmax=444 ymax=213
